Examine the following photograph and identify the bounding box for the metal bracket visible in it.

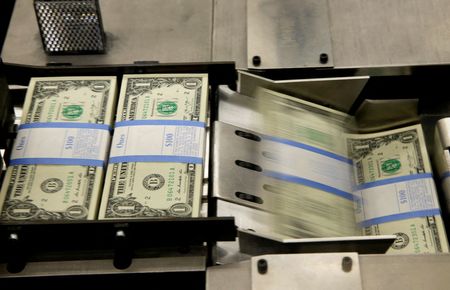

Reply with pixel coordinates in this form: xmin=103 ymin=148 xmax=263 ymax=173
xmin=247 ymin=0 xmax=333 ymax=69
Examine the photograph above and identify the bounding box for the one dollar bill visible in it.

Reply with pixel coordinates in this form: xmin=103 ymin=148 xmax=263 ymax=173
xmin=347 ymin=125 xmax=449 ymax=254
xmin=99 ymin=74 xmax=208 ymax=219
xmin=0 ymin=77 xmax=117 ymax=220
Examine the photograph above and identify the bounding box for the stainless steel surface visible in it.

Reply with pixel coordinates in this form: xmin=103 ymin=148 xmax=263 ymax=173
xmin=328 ymin=0 xmax=450 ymax=68
xmin=207 ymin=260 xmax=251 ymax=290
xmin=2 ymin=0 xmax=213 ymax=65
xmin=238 ymin=71 xmax=368 ymax=113
xmin=247 ymin=0 xmax=333 ymax=69
xmin=0 ymin=254 xmax=205 ymax=277
xmin=212 ymin=0 xmax=247 ymax=69
xmin=5 ymin=1 xmax=450 ymax=68
xmin=217 ymin=200 xmax=281 ymax=238
xmin=360 ymin=254 xmax=450 ymax=290
xmin=239 ymin=229 xmax=395 ymax=256
xmin=354 ymin=99 xmax=419 ymax=132
xmin=251 ymin=253 xmax=362 ymax=290
xmin=213 ymin=121 xmax=270 ymax=210
xmin=207 ymin=253 xmax=450 ymax=290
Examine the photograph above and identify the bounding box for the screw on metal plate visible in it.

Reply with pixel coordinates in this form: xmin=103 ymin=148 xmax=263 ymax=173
xmin=252 ymin=56 xmax=262 ymax=66
xmin=341 ymin=256 xmax=353 ymax=272
xmin=257 ymin=259 xmax=268 ymax=274
xmin=320 ymin=53 xmax=329 ymax=64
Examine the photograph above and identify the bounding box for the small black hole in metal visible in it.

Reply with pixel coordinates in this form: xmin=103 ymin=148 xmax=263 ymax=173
xmin=257 ymin=259 xmax=268 ymax=274
xmin=342 ymin=256 xmax=353 ymax=272
xmin=235 ymin=160 xmax=262 ymax=172
xmin=252 ymin=56 xmax=261 ymax=66
xmin=235 ymin=130 xmax=261 ymax=142
xmin=320 ymin=53 xmax=329 ymax=64
xmin=235 ymin=192 xmax=263 ymax=204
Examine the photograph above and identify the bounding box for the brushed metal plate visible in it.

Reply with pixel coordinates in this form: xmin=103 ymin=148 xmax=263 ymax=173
xmin=251 ymin=253 xmax=362 ymax=290
xmin=247 ymin=0 xmax=333 ymax=69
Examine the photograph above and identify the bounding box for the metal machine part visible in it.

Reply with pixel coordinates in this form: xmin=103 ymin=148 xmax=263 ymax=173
xmin=247 ymin=0 xmax=333 ymax=69
xmin=436 ymin=118 xmax=450 ymax=150
xmin=237 ymin=71 xmax=369 ymax=113
xmin=0 ymin=247 xmax=206 ymax=277
xmin=213 ymin=121 xmax=395 ymax=254
xmin=250 ymin=253 xmax=361 ymax=290
xmin=207 ymin=253 xmax=450 ymax=290
xmin=5 ymin=1 xmax=450 ymax=68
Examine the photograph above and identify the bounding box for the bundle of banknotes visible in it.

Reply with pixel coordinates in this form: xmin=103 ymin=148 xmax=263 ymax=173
xmin=98 ymin=74 xmax=208 ymax=219
xmin=0 ymin=76 xmax=117 ymax=220
xmin=254 ymin=88 xmax=448 ymax=254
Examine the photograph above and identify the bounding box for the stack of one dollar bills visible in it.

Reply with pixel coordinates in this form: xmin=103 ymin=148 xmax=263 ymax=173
xmin=98 ymin=74 xmax=208 ymax=219
xmin=0 ymin=76 xmax=117 ymax=220
xmin=255 ymin=88 xmax=448 ymax=254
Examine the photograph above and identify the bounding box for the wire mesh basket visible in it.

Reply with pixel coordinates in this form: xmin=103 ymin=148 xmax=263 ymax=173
xmin=34 ymin=0 xmax=106 ymax=55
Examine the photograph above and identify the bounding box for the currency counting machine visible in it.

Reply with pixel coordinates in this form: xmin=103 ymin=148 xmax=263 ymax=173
xmin=2 ymin=0 xmax=450 ymax=289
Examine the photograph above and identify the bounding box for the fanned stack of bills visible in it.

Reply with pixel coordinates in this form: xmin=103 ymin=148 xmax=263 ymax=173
xmin=0 ymin=76 xmax=117 ymax=220
xmin=99 ymin=74 xmax=208 ymax=219
xmin=255 ymin=88 xmax=448 ymax=254
xmin=253 ymin=88 xmax=358 ymax=238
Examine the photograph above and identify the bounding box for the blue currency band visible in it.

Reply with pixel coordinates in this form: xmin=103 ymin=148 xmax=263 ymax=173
xmin=109 ymin=155 xmax=203 ymax=164
xmin=358 ymin=208 xmax=441 ymax=227
xmin=115 ymin=120 xmax=205 ymax=128
xmin=262 ymin=135 xmax=352 ymax=165
xmin=10 ymin=158 xmax=104 ymax=167
xmin=355 ymin=173 xmax=433 ymax=191
xmin=19 ymin=122 xmax=111 ymax=131
xmin=264 ymin=170 xmax=353 ymax=201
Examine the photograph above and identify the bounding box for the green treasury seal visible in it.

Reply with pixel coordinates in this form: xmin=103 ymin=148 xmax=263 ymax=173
xmin=381 ymin=159 xmax=401 ymax=174
xmin=157 ymin=101 xmax=177 ymax=115
xmin=62 ymin=105 xmax=83 ymax=119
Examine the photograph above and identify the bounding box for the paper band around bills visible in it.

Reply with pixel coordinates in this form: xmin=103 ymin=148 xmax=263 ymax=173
xmin=10 ymin=122 xmax=111 ymax=167
xmin=109 ymin=120 xmax=205 ymax=164
xmin=353 ymin=173 xmax=441 ymax=227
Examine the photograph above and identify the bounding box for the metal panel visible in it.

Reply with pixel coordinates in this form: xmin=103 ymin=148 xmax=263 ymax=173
xmin=239 ymin=230 xmax=395 ymax=256
xmin=328 ymin=0 xmax=450 ymax=68
xmin=251 ymin=253 xmax=362 ymax=290
xmin=207 ymin=261 xmax=251 ymax=290
xmin=207 ymin=254 xmax=450 ymax=290
xmin=360 ymin=254 xmax=450 ymax=290
xmin=247 ymin=0 xmax=333 ymax=69
xmin=212 ymin=0 xmax=247 ymax=69
xmin=0 ymin=254 xmax=205 ymax=277
xmin=238 ymin=71 xmax=368 ymax=113
xmin=213 ymin=121 xmax=274 ymax=210
xmin=2 ymin=0 xmax=213 ymax=65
